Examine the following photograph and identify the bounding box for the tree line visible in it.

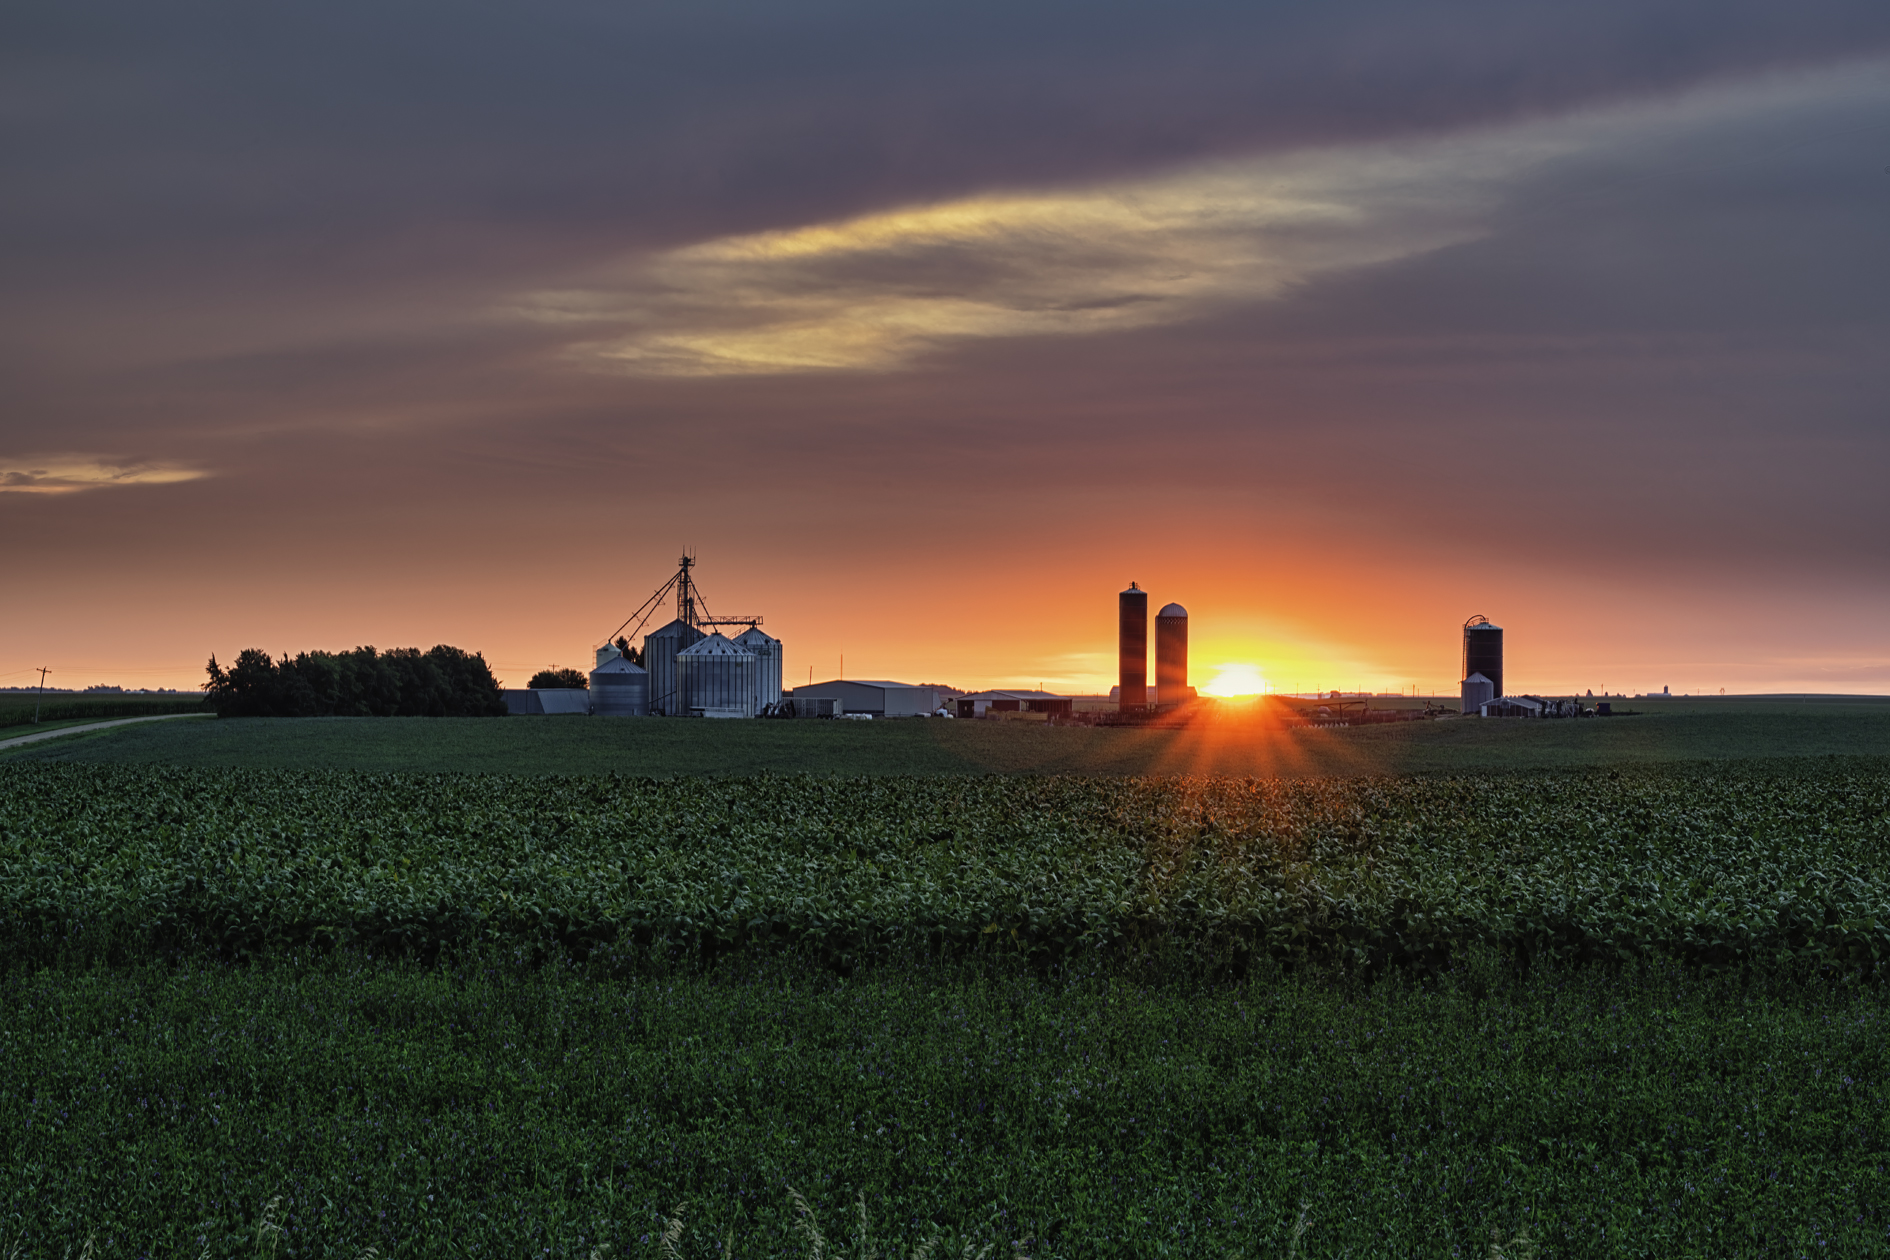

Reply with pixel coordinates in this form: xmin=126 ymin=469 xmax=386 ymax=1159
xmin=204 ymin=646 xmax=506 ymax=717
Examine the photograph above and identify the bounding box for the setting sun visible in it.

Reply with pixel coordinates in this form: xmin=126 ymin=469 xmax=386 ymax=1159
xmin=1200 ymin=662 xmax=1270 ymax=697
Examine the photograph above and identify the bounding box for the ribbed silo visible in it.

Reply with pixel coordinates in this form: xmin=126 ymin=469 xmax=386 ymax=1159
xmin=1155 ymin=602 xmax=1189 ymax=709
xmin=589 ymin=654 xmax=649 ymax=716
xmin=643 ymin=618 xmax=705 ymax=716
xmin=677 ymin=633 xmax=759 ymax=717
xmin=732 ymin=625 xmax=783 ymax=713
xmin=1462 ymin=616 xmax=1504 ymax=699
xmin=1119 ymin=583 xmax=1148 ymax=711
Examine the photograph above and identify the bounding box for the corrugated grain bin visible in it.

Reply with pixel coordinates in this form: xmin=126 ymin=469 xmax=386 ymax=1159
xmin=732 ymin=625 xmax=783 ymax=714
xmin=677 ymin=633 xmax=758 ymax=718
xmin=643 ymin=618 xmax=705 ymax=716
xmin=589 ymin=655 xmax=649 ymax=716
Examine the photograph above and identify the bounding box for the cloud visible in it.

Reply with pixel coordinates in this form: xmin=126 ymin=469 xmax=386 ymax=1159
xmin=506 ymin=59 xmax=1886 ymax=377
xmin=0 ymin=456 xmax=208 ymax=494
xmin=511 ymin=137 xmax=1552 ymax=376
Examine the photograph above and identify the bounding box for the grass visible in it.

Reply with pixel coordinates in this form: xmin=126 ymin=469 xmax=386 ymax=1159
xmin=1 ymin=950 xmax=1885 ymax=1257
xmin=6 ymin=697 xmax=1890 ymax=777
xmin=0 ymin=716 xmax=130 ymax=739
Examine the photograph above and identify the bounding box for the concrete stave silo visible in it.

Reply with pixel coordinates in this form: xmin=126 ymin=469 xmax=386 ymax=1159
xmin=1462 ymin=616 xmax=1503 ymax=700
xmin=1155 ymin=602 xmax=1189 ymax=709
xmin=1119 ymin=583 xmax=1148 ymax=712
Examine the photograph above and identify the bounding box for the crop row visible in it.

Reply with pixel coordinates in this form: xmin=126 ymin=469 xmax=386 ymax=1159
xmin=0 ymin=696 xmax=207 ymax=729
xmin=2 ymin=761 xmax=1888 ymax=969
xmin=5 ymin=953 xmax=1887 ymax=1257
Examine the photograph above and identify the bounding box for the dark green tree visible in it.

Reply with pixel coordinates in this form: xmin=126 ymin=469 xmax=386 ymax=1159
xmin=528 ymin=667 xmax=589 ymax=690
xmin=204 ymin=645 xmax=505 ymax=717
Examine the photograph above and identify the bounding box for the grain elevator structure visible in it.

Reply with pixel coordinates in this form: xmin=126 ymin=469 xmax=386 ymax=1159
xmin=591 ymin=554 xmax=783 ymax=717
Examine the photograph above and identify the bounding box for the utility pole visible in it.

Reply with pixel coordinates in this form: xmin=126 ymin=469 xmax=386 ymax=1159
xmin=33 ymin=666 xmax=49 ymax=723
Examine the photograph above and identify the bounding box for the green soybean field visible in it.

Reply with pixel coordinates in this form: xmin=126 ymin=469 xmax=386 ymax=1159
xmin=2 ymin=758 xmax=1888 ymax=1257
xmin=4 ymin=760 xmax=1889 ymax=971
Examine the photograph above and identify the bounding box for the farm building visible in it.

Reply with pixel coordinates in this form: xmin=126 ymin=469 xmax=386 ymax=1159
xmin=791 ymin=679 xmax=941 ymax=718
xmin=502 ymin=689 xmax=591 ymax=716
xmin=956 ymin=689 xmax=1074 ymax=719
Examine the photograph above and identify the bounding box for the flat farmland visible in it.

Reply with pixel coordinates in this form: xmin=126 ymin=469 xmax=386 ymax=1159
xmin=6 ymin=696 xmax=1890 ymax=777
xmin=4 ymin=704 xmax=1889 ymax=1256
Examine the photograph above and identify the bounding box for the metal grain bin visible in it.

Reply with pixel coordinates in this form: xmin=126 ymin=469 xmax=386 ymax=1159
xmin=732 ymin=624 xmax=783 ymax=714
xmin=677 ymin=632 xmax=758 ymax=718
xmin=643 ymin=618 xmax=705 ymax=716
xmin=589 ymin=655 xmax=649 ymax=716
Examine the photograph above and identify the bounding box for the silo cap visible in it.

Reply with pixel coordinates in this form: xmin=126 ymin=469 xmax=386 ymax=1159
xmin=679 ymin=632 xmax=755 ymax=657
xmin=1157 ymin=603 xmax=1188 ymax=618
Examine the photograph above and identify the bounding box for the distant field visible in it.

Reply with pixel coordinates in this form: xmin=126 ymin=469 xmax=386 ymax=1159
xmin=0 ymin=693 xmax=206 ymax=730
xmin=5 ymin=696 xmax=1890 ymax=776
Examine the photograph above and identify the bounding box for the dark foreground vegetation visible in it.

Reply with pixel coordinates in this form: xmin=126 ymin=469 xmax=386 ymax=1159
xmin=203 ymin=646 xmax=505 ymax=718
xmin=3 ymin=952 xmax=1885 ymax=1257
xmin=3 ymin=761 xmax=1887 ymax=972
xmin=1 ymin=755 xmax=1886 ymax=1256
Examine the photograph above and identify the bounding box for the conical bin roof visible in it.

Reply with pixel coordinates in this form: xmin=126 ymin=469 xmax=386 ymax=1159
xmin=678 ymin=632 xmax=755 ymax=658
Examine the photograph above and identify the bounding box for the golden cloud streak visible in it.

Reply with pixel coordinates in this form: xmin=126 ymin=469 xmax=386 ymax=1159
xmin=0 ymin=457 xmax=209 ymax=495
xmin=506 ymin=61 xmax=1889 ymax=378
xmin=512 ymin=128 xmax=1573 ymax=376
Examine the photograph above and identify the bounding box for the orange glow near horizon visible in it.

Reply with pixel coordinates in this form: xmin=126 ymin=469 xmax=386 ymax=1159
xmin=1200 ymin=662 xmax=1271 ymax=697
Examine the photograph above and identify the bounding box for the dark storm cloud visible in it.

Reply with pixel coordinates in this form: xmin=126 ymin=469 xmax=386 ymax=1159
xmin=7 ymin=0 xmax=1890 ymax=281
xmin=6 ymin=0 xmax=1886 ymax=417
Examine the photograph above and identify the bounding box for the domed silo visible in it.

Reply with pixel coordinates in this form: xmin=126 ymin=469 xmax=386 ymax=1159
xmin=589 ymin=654 xmax=649 ymax=716
xmin=1119 ymin=583 xmax=1148 ymax=711
xmin=677 ymin=632 xmax=759 ymax=718
xmin=732 ymin=624 xmax=782 ymax=714
xmin=643 ymin=618 xmax=705 ymax=716
xmin=1462 ymin=616 xmax=1503 ymax=699
xmin=1155 ymin=602 xmax=1189 ymax=709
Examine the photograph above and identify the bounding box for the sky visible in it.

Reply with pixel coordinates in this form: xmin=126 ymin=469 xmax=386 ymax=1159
xmin=3 ymin=0 xmax=1888 ymax=697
